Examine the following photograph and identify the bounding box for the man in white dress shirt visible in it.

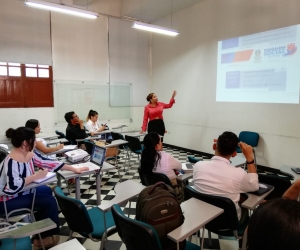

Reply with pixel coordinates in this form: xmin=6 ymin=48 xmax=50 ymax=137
xmin=193 ymin=131 xmax=259 ymax=220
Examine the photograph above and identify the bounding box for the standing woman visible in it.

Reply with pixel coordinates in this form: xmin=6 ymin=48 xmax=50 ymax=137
xmin=141 ymin=91 xmax=177 ymax=139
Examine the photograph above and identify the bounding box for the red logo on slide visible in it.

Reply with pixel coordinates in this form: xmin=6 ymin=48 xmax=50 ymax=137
xmin=284 ymin=43 xmax=297 ymax=56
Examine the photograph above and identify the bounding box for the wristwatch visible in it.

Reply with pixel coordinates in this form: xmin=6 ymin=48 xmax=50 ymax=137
xmin=246 ymin=159 xmax=255 ymax=164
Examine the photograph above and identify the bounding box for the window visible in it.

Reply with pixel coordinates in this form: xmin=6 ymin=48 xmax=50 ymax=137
xmin=0 ymin=62 xmax=53 ymax=108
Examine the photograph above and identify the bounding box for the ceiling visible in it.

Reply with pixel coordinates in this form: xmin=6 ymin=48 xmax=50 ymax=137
xmin=34 ymin=0 xmax=205 ymax=23
xmin=121 ymin=0 xmax=205 ymax=23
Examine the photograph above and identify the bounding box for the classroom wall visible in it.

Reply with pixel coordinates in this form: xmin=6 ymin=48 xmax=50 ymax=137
xmin=151 ymin=0 xmax=300 ymax=169
xmin=0 ymin=0 xmax=143 ymax=143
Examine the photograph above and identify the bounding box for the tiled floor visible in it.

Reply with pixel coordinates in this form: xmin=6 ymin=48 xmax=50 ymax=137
xmin=12 ymin=146 xmax=239 ymax=249
xmin=51 ymin=146 xmax=239 ymax=250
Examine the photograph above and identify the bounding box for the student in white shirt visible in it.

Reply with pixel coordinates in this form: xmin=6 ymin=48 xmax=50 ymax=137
xmin=193 ymin=131 xmax=259 ymax=219
xmin=85 ymin=110 xmax=117 ymax=157
xmin=140 ymin=132 xmax=184 ymax=202
xmin=25 ymin=119 xmax=64 ymax=159
xmin=85 ymin=110 xmax=106 ymax=134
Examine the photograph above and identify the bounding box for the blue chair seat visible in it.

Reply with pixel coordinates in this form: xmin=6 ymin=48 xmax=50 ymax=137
xmin=0 ymin=237 xmax=31 ymax=250
xmin=79 ymin=207 xmax=115 ymax=238
xmin=187 ymin=156 xmax=200 ymax=163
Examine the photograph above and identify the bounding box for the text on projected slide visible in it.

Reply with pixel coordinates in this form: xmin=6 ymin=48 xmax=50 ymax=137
xmin=216 ymin=24 xmax=300 ymax=103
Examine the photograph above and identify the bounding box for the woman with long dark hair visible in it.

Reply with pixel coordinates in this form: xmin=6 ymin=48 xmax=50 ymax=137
xmin=0 ymin=127 xmax=88 ymax=249
xmin=140 ymin=132 xmax=184 ymax=202
xmin=141 ymin=91 xmax=176 ymax=140
xmin=25 ymin=119 xmax=63 ymax=159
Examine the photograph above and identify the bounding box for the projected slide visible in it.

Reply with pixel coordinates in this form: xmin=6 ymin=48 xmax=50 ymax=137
xmin=216 ymin=25 xmax=300 ymax=103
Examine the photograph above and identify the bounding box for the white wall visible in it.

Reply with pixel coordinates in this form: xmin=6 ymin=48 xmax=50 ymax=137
xmin=151 ymin=0 xmax=300 ymax=169
xmin=0 ymin=0 xmax=141 ymax=143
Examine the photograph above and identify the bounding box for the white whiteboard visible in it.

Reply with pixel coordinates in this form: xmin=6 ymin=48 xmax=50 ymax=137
xmin=54 ymin=80 xmax=131 ymax=124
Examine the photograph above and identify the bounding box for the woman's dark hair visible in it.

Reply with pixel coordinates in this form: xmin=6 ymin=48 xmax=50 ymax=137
xmin=6 ymin=127 xmax=35 ymax=151
xmin=141 ymin=132 xmax=161 ymax=174
xmin=247 ymin=198 xmax=300 ymax=250
xmin=146 ymin=93 xmax=154 ymax=102
xmin=25 ymin=119 xmax=39 ymax=130
xmin=217 ymin=131 xmax=239 ymax=156
xmin=86 ymin=110 xmax=98 ymax=122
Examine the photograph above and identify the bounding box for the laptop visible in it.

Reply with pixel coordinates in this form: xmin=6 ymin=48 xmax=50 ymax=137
xmin=248 ymin=182 xmax=274 ymax=196
xmin=72 ymin=144 xmax=106 ymax=171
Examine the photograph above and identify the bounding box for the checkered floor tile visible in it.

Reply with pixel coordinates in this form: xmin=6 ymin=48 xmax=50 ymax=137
xmin=20 ymin=146 xmax=239 ymax=249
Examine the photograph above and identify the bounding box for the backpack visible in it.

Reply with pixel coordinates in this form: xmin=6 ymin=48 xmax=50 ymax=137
xmin=136 ymin=182 xmax=185 ymax=250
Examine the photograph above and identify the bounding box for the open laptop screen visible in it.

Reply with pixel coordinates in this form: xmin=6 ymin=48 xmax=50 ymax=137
xmin=91 ymin=145 xmax=106 ymax=167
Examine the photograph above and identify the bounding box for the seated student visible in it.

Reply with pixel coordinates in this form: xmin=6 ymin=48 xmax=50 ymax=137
xmin=25 ymin=119 xmax=64 ymax=159
xmin=85 ymin=109 xmax=113 ymax=141
xmin=193 ymin=131 xmax=259 ymax=220
xmin=247 ymin=179 xmax=300 ymax=250
xmin=140 ymin=132 xmax=184 ymax=203
xmin=64 ymin=111 xmax=89 ymax=146
xmin=0 ymin=127 xmax=88 ymax=250
xmin=85 ymin=110 xmax=118 ymax=158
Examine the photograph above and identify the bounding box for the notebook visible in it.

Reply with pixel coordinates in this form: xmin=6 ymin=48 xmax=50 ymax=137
xmin=33 ymin=172 xmax=56 ymax=184
xmin=248 ymin=182 xmax=274 ymax=196
xmin=71 ymin=144 xmax=107 ymax=171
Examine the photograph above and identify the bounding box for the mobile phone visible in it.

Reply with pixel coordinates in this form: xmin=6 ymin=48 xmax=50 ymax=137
xmin=291 ymin=167 xmax=300 ymax=174
xmin=186 ymin=163 xmax=194 ymax=169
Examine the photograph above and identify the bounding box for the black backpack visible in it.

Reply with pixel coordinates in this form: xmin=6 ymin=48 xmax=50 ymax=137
xmin=136 ymin=182 xmax=185 ymax=250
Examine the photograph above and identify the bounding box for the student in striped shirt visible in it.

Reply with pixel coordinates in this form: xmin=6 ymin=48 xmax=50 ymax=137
xmin=0 ymin=127 xmax=88 ymax=250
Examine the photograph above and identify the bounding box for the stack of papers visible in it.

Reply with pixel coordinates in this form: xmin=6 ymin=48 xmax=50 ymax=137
xmin=33 ymin=172 xmax=56 ymax=183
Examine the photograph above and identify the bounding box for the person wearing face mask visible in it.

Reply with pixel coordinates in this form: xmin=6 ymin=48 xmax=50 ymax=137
xmin=141 ymin=91 xmax=177 ymax=141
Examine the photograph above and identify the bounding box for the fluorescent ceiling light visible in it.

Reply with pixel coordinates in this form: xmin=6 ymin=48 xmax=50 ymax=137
xmin=132 ymin=21 xmax=179 ymax=36
xmin=25 ymin=0 xmax=98 ymax=19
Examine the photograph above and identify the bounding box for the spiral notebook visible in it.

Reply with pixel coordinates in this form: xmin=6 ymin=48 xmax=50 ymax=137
xmin=33 ymin=172 xmax=56 ymax=184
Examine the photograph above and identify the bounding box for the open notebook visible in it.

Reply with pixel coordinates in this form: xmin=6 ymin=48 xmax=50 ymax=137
xmin=33 ymin=172 xmax=56 ymax=184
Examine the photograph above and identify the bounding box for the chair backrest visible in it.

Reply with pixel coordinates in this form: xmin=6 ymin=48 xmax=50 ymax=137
xmin=111 ymin=204 xmax=162 ymax=250
xmin=138 ymin=166 xmax=147 ymax=186
xmin=258 ymin=173 xmax=291 ymax=200
xmin=0 ymin=146 xmax=9 ymax=165
xmin=239 ymin=131 xmax=259 ymax=147
xmin=55 ymin=130 xmax=66 ymax=139
xmin=184 ymin=186 xmax=239 ymax=235
xmin=53 ymin=187 xmax=93 ymax=234
xmin=144 ymin=172 xmax=172 ymax=187
xmin=125 ymin=135 xmax=142 ymax=152
xmin=111 ymin=132 xmax=127 ymax=149
xmin=84 ymin=139 xmax=94 ymax=155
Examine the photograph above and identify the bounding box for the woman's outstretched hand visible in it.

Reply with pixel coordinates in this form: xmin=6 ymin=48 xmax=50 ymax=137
xmin=172 ymin=90 xmax=177 ymax=99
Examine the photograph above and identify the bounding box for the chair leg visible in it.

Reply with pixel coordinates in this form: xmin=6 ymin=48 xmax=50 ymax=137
xmin=208 ymin=230 xmax=212 ymax=247
xmin=241 ymin=228 xmax=248 ymax=250
xmin=253 ymin=149 xmax=257 ymax=168
xmin=200 ymin=227 xmax=205 ymax=250
xmin=68 ymin=230 xmax=73 ymax=240
xmin=128 ymin=201 xmax=131 ymax=218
